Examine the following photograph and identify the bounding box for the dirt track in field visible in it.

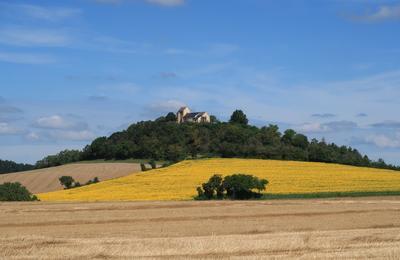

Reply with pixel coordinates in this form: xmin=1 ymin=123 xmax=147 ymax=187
xmin=0 ymin=163 xmax=140 ymax=194
xmin=1 ymin=197 xmax=400 ymax=259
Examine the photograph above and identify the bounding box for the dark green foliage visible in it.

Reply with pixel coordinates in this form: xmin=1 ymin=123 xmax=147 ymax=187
xmin=35 ymin=150 xmax=82 ymax=169
xmin=60 ymin=176 xmax=100 ymax=189
xmin=199 ymin=174 xmax=223 ymax=199
xmin=0 ymin=159 xmax=34 ymax=174
xmin=140 ymin=163 xmax=148 ymax=172
xmin=149 ymin=160 xmax=157 ymax=169
xmin=165 ymin=112 xmax=177 ymax=122
xmin=34 ymin=109 xmax=399 ymax=171
xmin=85 ymin=177 xmax=99 ymax=185
xmin=197 ymin=174 xmax=268 ymax=200
xmin=59 ymin=176 xmax=75 ymax=189
xmin=223 ymin=174 xmax=268 ymax=199
xmin=161 ymin=162 xmax=171 ymax=168
xmin=210 ymin=115 xmax=219 ymax=124
xmin=229 ymin=110 xmax=248 ymax=125
xmin=0 ymin=182 xmax=38 ymax=201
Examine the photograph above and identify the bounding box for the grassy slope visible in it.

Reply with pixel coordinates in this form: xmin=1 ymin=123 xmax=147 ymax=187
xmin=38 ymin=158 xmax=400 ymax=201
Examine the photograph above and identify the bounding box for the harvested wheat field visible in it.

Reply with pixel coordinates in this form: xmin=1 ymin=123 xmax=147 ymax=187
xmin=39 ymin=158 xmax=400 ymax=201
xmin=1 ymin=197 xmax=400 ymax=259
xmin=0 ymin=163 xmax=141 ymax=194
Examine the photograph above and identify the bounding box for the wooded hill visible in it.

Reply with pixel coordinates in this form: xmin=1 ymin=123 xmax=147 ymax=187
xmin=35 ymin=110 xmax=399 ymax=171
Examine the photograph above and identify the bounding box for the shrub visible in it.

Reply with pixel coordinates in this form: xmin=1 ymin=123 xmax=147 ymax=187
xmin=149 ymin=160 xmax=157 ymax=169
xmin=223 ymin=174 xmax=268 ymax=199
xmin=140 ymin=163 xmax=148 ymax=171
xmin=161 ymin=162 xmax=170 ymax=168
xmin=196 ymin=174 xmax=268 ymax=200
xmin=59 ymin=176 xmax=75 ymax=189
xmin=0 ymin=182 xmax=38 ymax=201
xmin=85 ymin=177 xmax=100 ymax=185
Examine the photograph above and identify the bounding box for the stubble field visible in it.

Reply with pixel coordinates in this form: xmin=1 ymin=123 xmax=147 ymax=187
xmin=1 ymin=197 xmax=400 ymax=259
xmin=0 ymin=163 xmax=141 ymax=194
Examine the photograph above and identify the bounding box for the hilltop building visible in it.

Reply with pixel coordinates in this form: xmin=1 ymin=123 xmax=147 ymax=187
xmin=176 ymin=107 xmax=210 ymax=124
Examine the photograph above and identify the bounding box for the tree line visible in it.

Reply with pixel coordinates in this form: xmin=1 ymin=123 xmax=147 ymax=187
xmin=0 ymin=160 xmax=34 ymax=175
xmin=33 ymin=110 xmax=399 ymax=171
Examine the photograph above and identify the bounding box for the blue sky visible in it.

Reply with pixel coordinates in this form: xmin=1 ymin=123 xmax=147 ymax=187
xmin=1 ymin=0 xmax=400 ymax=164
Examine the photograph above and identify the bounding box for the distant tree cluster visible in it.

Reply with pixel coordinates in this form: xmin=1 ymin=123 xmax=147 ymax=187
xmin=196 ymin=174 xmax=268 ymax=200
xmin=0 ymin=182 xmax=38 ymax=201
xmin=35 ymin=150 xmax=82 ymax=169
xmin=34 ymin=110 xmax=399 ymax=171
xmin=59 ymin=176 xmax=99 ymax=189
xmin=0 ymin=160 xmax=34 ymax=174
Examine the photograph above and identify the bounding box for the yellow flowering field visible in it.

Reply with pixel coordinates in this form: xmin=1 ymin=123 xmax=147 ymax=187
xmin=38 ymin=158 xmax=400 ymax=201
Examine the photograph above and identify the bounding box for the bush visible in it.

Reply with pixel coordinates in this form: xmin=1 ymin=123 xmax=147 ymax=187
xmin=59 ymin=176 xmax=75 ymax=189
xmin=140 ymin=163 xmax=148 ymax=171
xmin=196 ymin=174 xmax=268 ymax=200
xmin=149 ymin=160 xmax=157 ymax=169
xmin=223 ymin=174 xmax=268 ymax=199
xmin=0 ymin=182 xmax=38 ymax=201
xmin=85 ymin=177 xmax=100 ymax=185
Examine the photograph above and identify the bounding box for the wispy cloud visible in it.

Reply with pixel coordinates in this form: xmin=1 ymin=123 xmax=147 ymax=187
xmin=0 ymin=103 xmax=23 ymax=121
xmin=0 ymin=122 xmax=22 ymax=135
xmin=33 ymin=115 xmax=88 ymax=130
xmin=0 ymin=51 xmax=55 ymax=64
xmin=0 ymin=27 xmax=71 ymax=47
xmin=146 ymin=0 xmax=185 ymax=7
xmin=1 ymin=3 xmax=81 ymax=21
xmin=296 ymin=121 xmax=358 ymax=133
xmin=94 ymin=0 xmax=185 ymax=7
xmin=364 ymin=133 xmax=400 ymax=148
xmin=356 ymin=113 xmax=368 ymax=118
xmin=143 ymin=99 xmax=186 ymax=117
xmin=351 ymin=4 xmax=400 ymax=22
xmin=311 ymin=113 xmax=336 ymax=119
xmin=371 ymin=121 xmax=400 ymax=129
xmin=47 ymin=130 xmax=96 ymax=141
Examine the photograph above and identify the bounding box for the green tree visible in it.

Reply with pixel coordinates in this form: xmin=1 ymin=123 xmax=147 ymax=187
xmin=198 ymin=174 xmax=223 ymax=199
xmin=165 ymin=112 xmax=177 ymax=122
xmin=281 ymin=129 xmax=296 ymax=145
xmin=59 ymin=176 xmax=75 ymax=189
xmin=210 ymin=115 xmax=220 ymax=124
xmin=223 ymin=174 xmax=268 ymax=199
xmin=0 ymin=182 xmax=38 ymax=201
xmin=229 ymin=110 xmax=248 ymax=125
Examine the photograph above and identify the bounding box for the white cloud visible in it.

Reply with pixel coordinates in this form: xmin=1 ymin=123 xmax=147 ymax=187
xmin=353 ymin=5 xmax=400 ymax=22
xmin=0 ymin=52 xmax=55 ymax=64
xmin=365 ymin=133 xmax=400 ymax=148
xmin=146 ymin=100 xmax=186 ymax=115
xmin=0 ymin=27 xmax=70 ymax=47
xmin=0 ymin=122 xmax=21 ymax=135
xmin=296 ymin=121 xmax=357 ymax=133
xmin=34 ymin=115 xmax=88 ymax=130
xmin=297 ymin=122 xmax=330 ymax=133
xmin=2 ymin=3 xmax=81 ymax=21
xmin=48 ymin=130 xmax=96 ymax=141
xmin=25 ymin=132 xmax=40 ymax=141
